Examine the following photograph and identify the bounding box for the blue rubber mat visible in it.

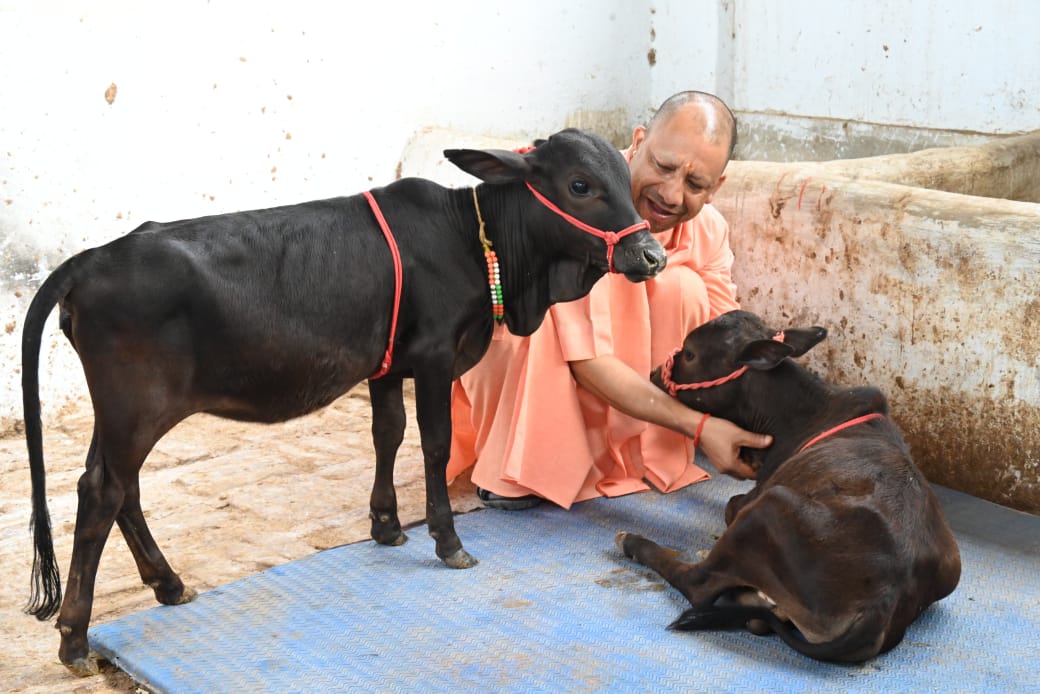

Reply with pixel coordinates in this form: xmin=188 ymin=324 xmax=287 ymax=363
xmin=89 ymin=474 xmax=1040 ymax=693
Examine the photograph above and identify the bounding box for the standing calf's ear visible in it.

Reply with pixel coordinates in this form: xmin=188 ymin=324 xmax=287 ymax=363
xmin=443 ymin=148 xmax=532 ymax=184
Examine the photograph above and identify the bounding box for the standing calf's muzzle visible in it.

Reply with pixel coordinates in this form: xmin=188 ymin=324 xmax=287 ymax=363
xmin=613 ymin=233 xmax=667 ymax=281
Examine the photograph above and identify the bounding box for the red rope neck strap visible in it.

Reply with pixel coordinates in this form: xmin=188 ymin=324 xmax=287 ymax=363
xmin=659 ymin=332 xmax=786 ymax=397
xmin=363 ymin=191 xmax=402 ymax=380
xmin=797 ymin=413 xmax=885 ymax=453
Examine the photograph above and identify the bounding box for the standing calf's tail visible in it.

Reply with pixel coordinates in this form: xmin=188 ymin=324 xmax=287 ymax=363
xmin=21 ymin=263 xmax=75 ymax=620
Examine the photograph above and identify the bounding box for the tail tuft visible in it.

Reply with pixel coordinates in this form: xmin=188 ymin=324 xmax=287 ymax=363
xmin=24 ymin=509 xmax=62 ymax=620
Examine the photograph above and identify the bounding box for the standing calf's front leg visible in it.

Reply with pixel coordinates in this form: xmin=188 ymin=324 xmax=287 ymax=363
xmin=414 ymin=370 xmax=477 ymax=568
xmin=368 ymin=376 xmax=408 ymax=547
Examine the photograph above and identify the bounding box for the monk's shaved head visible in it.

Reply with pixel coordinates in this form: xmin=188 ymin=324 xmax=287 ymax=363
xmin=647 ymin=91 xmax=738 ymax=162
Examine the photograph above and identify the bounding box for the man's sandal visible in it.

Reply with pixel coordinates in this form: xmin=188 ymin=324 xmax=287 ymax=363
xmin=476 ymin=487 xmax=543 ymax=511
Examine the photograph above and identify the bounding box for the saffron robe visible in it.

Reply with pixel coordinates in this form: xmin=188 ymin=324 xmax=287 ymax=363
xmin=447 ymin=201 xmax=739 ymax=509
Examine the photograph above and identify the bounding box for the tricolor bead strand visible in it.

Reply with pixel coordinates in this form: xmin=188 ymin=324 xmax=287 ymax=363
xmin=473 ymin=187 xmax=505 ymax=323
xmin=485 ymin=246 xmax=504 ymax=322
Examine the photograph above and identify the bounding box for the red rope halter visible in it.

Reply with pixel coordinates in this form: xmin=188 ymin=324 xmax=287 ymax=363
xmin=513 ymin=144 xmax=650 ymax=273
xmin=656 ymin=329 xmax=885 ymax=453
xmin=658 ymin=332 xmax=785 ymax=396
xmin=523 ymin=182 xmax=650 ymax=273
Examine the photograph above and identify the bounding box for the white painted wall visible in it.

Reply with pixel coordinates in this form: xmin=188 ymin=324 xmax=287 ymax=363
xmin=1 ymin=0 xmax=1038 ymax=428
xmin=731 ymin=1 xmax=1040 ymax=133
xmin=0 ymin=1 xmax=650 ymax=267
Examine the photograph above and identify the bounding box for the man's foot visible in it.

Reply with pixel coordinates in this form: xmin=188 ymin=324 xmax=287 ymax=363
xmin=476 ymin=487 xmax=543 ymax=510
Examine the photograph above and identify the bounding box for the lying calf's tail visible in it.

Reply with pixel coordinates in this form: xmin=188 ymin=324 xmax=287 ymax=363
xmin=22 ymin=259 xmax=79 ymax=621
xmin=670 ymin=604 xmax=882 ymax=663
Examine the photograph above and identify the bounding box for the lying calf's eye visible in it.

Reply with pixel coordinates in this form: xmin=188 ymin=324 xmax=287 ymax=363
xmin=569 ymin=180 xmax=590 ymax=195
xmin=683 ymin=349 xmax=695 ymax=361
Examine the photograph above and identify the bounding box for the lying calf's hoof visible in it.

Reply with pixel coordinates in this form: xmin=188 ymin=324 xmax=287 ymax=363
xmin=615 ymin=531 xmax=637 ymax=556
xmin=442 ymin=548 xmax=478 ymax=569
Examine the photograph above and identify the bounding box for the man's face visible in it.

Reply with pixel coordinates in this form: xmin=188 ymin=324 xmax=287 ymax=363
xmin=628 ymin=114 xmax=730 ymax=234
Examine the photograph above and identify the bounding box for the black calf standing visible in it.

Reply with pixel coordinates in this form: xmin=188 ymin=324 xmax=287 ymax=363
xmin=617 ymin=310 xmax=960 ymax=662
xmin=22 ymin=128 xmax=666 ymax=674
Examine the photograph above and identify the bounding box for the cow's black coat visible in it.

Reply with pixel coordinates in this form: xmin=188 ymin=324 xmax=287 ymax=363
xmin=617 ymin=310 xmax=961 ymax=662
xmin=22 ymin=129 xmax=666 ymax=673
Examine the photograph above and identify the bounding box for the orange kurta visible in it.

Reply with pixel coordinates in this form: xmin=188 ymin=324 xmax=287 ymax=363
xmin=447 ymin=202 xmax=739 ymax=509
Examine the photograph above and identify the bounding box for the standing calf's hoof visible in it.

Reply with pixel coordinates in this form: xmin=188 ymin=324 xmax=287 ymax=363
xmin=370 ymin=511 xmax=407 ymax=546
xmin=442 ymin=548 xmax=478 ymax=569
xmin=64 ymin=654 xmax=101 ymax=677
xmin=176 ymin=585 xmax=199 ymax=604
xmin=151 ymin=581 xmax=198 ymax=606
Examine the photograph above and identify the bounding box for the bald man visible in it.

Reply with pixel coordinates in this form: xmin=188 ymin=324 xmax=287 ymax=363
xmin=447 ymin=91 xmax=771 ymax=510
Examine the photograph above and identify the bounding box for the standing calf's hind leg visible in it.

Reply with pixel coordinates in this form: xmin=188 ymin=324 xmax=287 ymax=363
xmin=116 ymin=478 xmax=197 ymax=606
xmin=55 ymin=448 xmax=127 ymax=674
xmin=368 ymin=377 xmax=408 ymax=546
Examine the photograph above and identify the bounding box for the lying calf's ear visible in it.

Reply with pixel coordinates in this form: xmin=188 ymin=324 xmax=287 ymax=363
xmin=781 ymin=326 xmax=828 ymax=358
xmin=737 ymin=340 xmax=794 ymax=370
xmin=443 ymin=148 xmax=532 ymax=184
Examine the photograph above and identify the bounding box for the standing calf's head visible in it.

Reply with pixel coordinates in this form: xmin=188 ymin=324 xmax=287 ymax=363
xmin=651 ymin=310 xmax=828 ymax=424
xmin=444 ymin=128 xmax=667 ymax=285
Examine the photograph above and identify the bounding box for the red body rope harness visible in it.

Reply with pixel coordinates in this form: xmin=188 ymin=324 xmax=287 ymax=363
xmin=797 ymin=412 xmax=885 ymax=453
xmin=656 ymin=331 xmax=885 ymax=451
xmin=363 ymin=191 xmax=402 ymax=379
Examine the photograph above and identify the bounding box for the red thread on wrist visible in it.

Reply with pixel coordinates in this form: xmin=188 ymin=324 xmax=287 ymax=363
xmin=693 ymin=413 xmax=711 ymax=449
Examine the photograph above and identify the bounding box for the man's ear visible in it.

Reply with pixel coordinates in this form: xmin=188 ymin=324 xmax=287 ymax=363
xmin=630 ymin=125 xmax=647 ymax=151
xmin=443 ymin=148 xmax=532 ymax=184
xmin=705 ymin=174 xmax=726 ymax=204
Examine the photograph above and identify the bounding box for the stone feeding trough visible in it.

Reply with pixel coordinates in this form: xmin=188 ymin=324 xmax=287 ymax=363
xmin=719 ymin=120 xmax=1040 ymax=513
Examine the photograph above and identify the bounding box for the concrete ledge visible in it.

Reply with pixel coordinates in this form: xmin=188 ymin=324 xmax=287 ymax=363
xmin=808 ymin=130 xmax=1040 ymax=202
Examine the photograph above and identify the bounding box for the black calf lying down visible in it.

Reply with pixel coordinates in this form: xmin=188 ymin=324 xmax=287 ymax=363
xmin=617 ymin=310 xmax=961 ymax=662
xmin=22 ymin=128 xmax=666 ymax=674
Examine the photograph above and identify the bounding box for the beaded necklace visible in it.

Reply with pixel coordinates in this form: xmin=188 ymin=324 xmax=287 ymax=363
xmin=472 ymin=188 xmax=504 ymax=323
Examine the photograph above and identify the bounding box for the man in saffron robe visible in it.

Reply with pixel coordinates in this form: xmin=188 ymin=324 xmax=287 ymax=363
xmin=448 ymin=91 xmax=772 ymax=510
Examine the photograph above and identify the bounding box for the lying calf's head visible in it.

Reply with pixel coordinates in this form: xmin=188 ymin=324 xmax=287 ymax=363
xmin=650 ymin=310 xmax=827 ymax=426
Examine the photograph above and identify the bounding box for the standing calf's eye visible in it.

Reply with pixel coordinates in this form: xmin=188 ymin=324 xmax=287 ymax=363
xmin=683 ymin=349 xmax=695 ymax=361
xmin=569 ymin=179 xmax=591 ymax=196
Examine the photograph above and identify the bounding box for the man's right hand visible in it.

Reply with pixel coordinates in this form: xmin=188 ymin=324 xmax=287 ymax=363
xmin=698 ymin=415 xmax=770 ymax=480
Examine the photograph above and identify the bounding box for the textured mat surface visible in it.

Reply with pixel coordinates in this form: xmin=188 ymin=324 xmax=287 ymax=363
xmin=90 ymin=474 xmax=1040 ymax=693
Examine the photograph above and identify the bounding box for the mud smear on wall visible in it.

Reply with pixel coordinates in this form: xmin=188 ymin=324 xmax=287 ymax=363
xmin=895 ymin=388 xmax=1039 ymax=513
